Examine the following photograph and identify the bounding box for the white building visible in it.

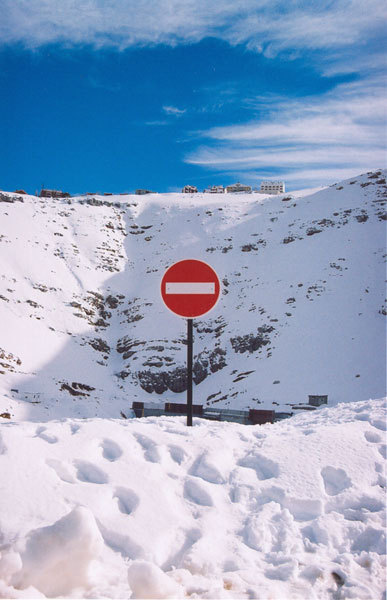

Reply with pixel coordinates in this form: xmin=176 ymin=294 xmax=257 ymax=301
xmin=225 ymin=182 xmax=252 ymax=194
xmin=260 ymin=181 xmax=285 ymax=194
xmin=203 ymin=185 xmax=224 ymax=193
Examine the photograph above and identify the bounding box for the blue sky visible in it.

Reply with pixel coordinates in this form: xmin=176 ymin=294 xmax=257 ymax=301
xmin=1 ymin=1 xmax=386 ymax=193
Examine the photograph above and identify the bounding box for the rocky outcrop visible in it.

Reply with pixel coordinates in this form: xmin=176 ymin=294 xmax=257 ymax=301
xmin=60 ymin=382 xmax=96 ymax=397
xmin=230 ymin=326 xmax=274 ymax=354
xmin=134 ymin=346 xmax=227 ymax=394
xmin=0 ymin=348 xmax=22 ymax=374
xmin=0 ymin=193 xmax=23 ymax=203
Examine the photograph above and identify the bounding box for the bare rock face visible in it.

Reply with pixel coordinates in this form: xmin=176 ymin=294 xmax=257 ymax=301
xmin=137 ymin=371 xmax=168 ymax=394
xmin=167 ymin=367 xmax=187 ymax=393
xmin=0 ymin=193 xmax=23 ymax=203
xmin=0 ymin=348 xmax=22 ymax=374
xmin=230 ymin=325 xmax=274 ymax=354
xmin=135 ymin=346 xmax=227 ymax=394
xmin=88 ymin=338 xmax=110 ymax=354
xmin=60 ymin=382 xmax=96 ymax=397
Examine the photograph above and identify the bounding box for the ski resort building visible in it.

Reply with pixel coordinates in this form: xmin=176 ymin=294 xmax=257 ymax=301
xmin=182 ymin=185 xmax=198 ymax=193
xmin=39 ymin=189 xmax=71 ymax=198
xmin=132 ymin=402 xmax=276 ymax=425
xmin=203 ymin=185 xmax=225 ymax=193
xmin=260 ymin=181 xmax=285 ymax=194
xmin=225 ymin=182 xmax=252 ymax=193
xmin=308 ymin=395 xmax=328 ymax=407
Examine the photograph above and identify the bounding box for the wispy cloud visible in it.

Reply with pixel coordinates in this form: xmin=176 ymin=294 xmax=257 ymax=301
xmin=162 ymin=105 xmax=186 ymax=116
xmin=185 ymin=77 xmax=386 ymax=187
xmin=88 ymin=76 xmax=121 ymax=92
xmin=145 ymin=120 xmax=169 ymax=126
xmin=1 ymin=1 xmax=386 ymax=75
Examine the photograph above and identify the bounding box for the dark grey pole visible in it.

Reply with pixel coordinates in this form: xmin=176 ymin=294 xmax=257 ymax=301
xmin=187 ymin=318 xmax=193 ymax=426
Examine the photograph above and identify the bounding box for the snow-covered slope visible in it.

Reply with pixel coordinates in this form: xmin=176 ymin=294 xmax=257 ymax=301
xmin=0 ymin=398 xmax=385 ymax=599
xmin=0 ymin=170 xmax=386 ymax=420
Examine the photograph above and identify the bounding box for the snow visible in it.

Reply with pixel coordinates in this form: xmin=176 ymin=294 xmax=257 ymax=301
xmin=12 ymin=507 xmax=103 ymax=597
xmin=0 ymin=172 xmax=385 ymax=598
xmin=0 ymin=398 xmax=385 ymax=599
xmin=0 ymin=171 xmax=386 ymax=420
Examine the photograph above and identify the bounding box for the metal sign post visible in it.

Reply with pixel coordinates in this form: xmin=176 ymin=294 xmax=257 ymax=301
xmin=160 ymin=259 xmax=221 ymax=426
xmin=187 ymin=318 xmax=193 ymax=426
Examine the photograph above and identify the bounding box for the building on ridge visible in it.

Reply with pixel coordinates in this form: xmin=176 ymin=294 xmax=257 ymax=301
xmin=225 ymin=182 xmax=252 ymax=193
xmin=203 ymin=185 xmax=224 ymax=193
xmin=260 ymin=181 xmax=285 ymax=194
xmin=182 ymin=185 xmax=198 ymax=193
xmin=39 ymin=189 xmax=71 ymax=198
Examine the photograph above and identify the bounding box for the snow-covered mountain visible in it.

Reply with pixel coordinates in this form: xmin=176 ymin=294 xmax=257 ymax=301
xmin=0 ymin=170 xmax=386 ymax=420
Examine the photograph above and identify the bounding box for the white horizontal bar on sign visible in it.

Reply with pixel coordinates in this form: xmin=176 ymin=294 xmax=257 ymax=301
xmin=166 ymin=282 xmax=215 ymax=295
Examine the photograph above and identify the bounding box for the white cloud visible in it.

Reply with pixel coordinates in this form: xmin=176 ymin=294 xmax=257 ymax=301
xmin=162 ymin=105 xmax=186 ymax=116
xmin=1 ymin=0 xmax=386 ymax=77
xmin=185 ymin=77 xmax=387 ymax=187
xmin=220 ymin=166 xmax=367 ymax=189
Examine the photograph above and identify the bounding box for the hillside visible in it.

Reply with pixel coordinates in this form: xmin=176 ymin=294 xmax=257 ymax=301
xmin=0 ymin=170 xmax=386 ymax=420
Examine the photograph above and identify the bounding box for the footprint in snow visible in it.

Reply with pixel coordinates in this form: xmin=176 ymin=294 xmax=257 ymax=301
xmin=133 ymin=433 xmax=161 ymax=463
xmin=189 ymin=453 xmax=226 ymax=484
xmin=354 ymin=413 xmax=369 ymax=422
xmin=321 ymin=466 xmax=352 ymax=496
xmin=168 ymin=444 xmax=186 ymax=465
xmin=74 ymin=460 xmax=109 ymax=484
xmin=370 ymin=419 xmax=387 ymax=432
xmin=114 ymin=487 xmax=140 ymax=515
xmin=46 ymin=458 xmax=76 ymax=483
xmin=378 ymin=445 xmax=386 ymax=459
xmin=238 ymin=452 xmax=279 ymax=480
xmin=162 ymin=527 xmax=201 ymax=571
xmin=184 ymin=478 xmax=214 ymax=507
xmin=70 ymin=423 xmax=81 ymax=435
xmin=364 ymin=430 xmax=382 ymax=443
xmin=35 ymin=426 xmax=58 ymax=444
xmin=101 ymin=438 xmax=123 ymax=462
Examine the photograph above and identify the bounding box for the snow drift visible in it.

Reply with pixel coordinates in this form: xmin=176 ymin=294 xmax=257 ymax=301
xmin=0 ymin=399 xmax=385 ymax=598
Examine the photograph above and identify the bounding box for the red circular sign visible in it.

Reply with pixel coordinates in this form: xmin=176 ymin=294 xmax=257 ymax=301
xmin=161 ymin=259 xmax=220 ymax=318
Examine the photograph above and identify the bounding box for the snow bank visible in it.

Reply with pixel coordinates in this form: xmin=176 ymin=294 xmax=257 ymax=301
xmin=127 ymin=561 xmax=183 ymax=599
xmin=11 ymin=507 xmax=103 ymax=596
xmin=0 ymin=398 xmax=385 ymax=598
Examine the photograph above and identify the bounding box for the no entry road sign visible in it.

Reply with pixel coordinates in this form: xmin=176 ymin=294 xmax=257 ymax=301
xmin=161 ymin=259 xmax=220 ymax=318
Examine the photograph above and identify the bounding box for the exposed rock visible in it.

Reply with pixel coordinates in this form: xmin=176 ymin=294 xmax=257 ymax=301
xmin=167 ymin=367 xmax=187 ymax=393
xmin=60 ymin=382 xmax=95 ymax=396
xmin=137 ymin=371 xmax=168 ymax=394
xmin=193 ymin=359 xmax=208 ymax=385
xmin=89 ymin=338 xmax=110 ymax=353
xmin=106 ymin=295 xmax=120 ymax=309
xmin=0 ymin=348 xmax=22 ymax=372
xmin=241 ymin=243 xmax=258 ymax=252
xmin=230 ymin=326 xmax=274 ymax=354
xmin=0 ymin=193 xmax=23 ymax=203
xmin=208 ymin=347 xmax=227 ymax=373
xmin=283 ymin=236 xmax=295 ymax=244
xmin=117 ymin=337 xmax=145 ymax=360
